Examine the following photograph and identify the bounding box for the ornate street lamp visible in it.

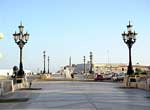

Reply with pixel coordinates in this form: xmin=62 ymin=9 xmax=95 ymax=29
xmin=48 ymin=56 xmax=50 ymax=73
xmin=0 ymin=33 xmax=4 ymax=39
xmin=83 ymin=56 xmax=86 ymax=73
xmin=43 ymin=51 xmax=46 ymax=73
xmin=89 ymin=52 xmax=94 ymax=74
xmin=13 ymin=22 xmax=29 ymax=78
xmin=122 ymin=21 xmax=137 ymax=76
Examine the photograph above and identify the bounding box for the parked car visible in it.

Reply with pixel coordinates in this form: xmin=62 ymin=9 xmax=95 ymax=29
xmin=103 ymin=72 xmax=113 ymax=80
xmin=94 ymin=73 xmax=103 ymax=81
xmin=117 ymin=74 xmax=125 ymax=81
xmin=112 ymin=73 xmax=125 ymax=82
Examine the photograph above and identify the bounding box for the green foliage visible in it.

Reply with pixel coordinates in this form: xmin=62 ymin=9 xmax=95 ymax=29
xmin=135 ymin=68 xmax=143 ymax=74
xmin=140 ymin=72 xmax=147 ymax=75
xmin=134 ymin=72 xmax=139 ymax=75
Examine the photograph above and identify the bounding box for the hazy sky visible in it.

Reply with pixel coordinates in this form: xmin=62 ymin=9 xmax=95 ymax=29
xmin=0 ymin=0 xmax=150 ymax=72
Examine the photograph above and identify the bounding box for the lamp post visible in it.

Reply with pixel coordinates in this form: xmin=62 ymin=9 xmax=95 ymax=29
xmin=122 ymin=21 xmax=137 ymax=76
xmin=13 ymin=22 xmax=29 ymax=78
xmin=48 ymin=56 xmax=50 ymax=74
xmin=83 ymin=56 xmax=86 ymax=73
xmin=0 ymin=33 xmax=4 ymax=39
xmin=89 ymin=52 xmax=93 ymax=74
xmin=43 ymin=51 xmax=46 ymax=73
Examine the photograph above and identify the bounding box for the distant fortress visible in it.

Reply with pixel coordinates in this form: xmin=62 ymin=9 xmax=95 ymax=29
xmin=73 ymin=63 xmax=149 ymax=74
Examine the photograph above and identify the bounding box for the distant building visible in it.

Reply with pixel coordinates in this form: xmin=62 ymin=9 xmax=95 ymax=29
xmin=94 ymin=63 xmax=149 ymax=73
xmin=93 ymin=63 xmax=127 ymax=73
xmin=73 ymin=64 xmax=90 ymax=74
xmin=73 ymin=63 xmax=150 ymax=74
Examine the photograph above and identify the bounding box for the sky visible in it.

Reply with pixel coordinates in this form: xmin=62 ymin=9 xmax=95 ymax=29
xmin=0 ymin=0 xmax=150 ymax=72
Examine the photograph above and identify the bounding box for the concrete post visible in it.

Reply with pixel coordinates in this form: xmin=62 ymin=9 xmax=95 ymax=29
xmin=1 ymin=81 xmax=4 ymax=96
xmin=123 ymin=76 xmax=129 ymax=87
xmin=11 ymin=80 xmax=14 ymax=92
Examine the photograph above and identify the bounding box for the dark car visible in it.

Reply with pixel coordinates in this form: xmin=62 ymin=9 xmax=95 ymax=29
xmin=94 ymin=74 xmax=103 ymax=81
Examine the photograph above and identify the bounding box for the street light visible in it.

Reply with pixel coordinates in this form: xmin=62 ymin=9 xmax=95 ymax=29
xmin=0 ymin=33 xmax=4 ymax=39
xmin=13 ymin=22 xmax=29 ymax=78
xmin=43 ymin=51 xmax=46 ymax=73
xmin=48 ymin=56 xmax=50 ymax=73
xmin=83 ymin=56 xmax=86 ymax=73
xmin=89 ymin=52 xmax=93 ymax=74
xmin=122 ymin=21 xmax=137 ymax=76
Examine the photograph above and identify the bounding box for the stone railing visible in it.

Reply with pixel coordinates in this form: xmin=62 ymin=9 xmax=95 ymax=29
xmin=0 ymin=78 xmax=29 ymax=96
xmin=124 ymin=76 xmax=150 ymax=91
xmin=0 ymin=80 xmax=13 ymax=96
xmin=13 ymin=78 xmax=29 ymax=90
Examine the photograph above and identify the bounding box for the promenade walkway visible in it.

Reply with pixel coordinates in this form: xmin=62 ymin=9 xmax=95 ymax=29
xmin=0 ymin=81 xmax=150 ymax=110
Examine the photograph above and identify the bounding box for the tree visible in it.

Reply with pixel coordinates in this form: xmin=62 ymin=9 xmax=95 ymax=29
xmin=134 ymin=68 xmax=143 ymax=75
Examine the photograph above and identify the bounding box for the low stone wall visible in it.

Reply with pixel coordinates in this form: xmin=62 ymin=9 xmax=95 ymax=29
xmin=128 ymin=82 xmax=137 ymax=88
xmin=0 ymin=80 xmax=13 ymax=96
xmin=13 ymin=78 xmax=29 ymax=90
xmin=124 ymin=76 xmax=150 ymax=91
xmin=0 ymin=79 xmax=29 ymax=96
xmin=13 ymin=82 xmax=29 ymax=90
xmin=128 ymin=82 xmax=150 ymax=91
xmin=147 ymin=83 xmax=150 ymax=91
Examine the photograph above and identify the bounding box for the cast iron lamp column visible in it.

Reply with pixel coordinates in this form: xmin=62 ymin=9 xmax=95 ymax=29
xmin=0 ymin=33 xmax=4 ymax=39
xmin=83 ymin=56 xmax=86 ymax=73
xmin=122 ymin=21 xmax=137 ymax=76
xmin=13 ymin=22 xmax=29 ymax=78
xmin=48 ymin=56 xmax=50 ymax=73
xmin=43 ymin=51 xmax=46 ymax=73
xmin=89 ymin=52 xmax=93 ymax=74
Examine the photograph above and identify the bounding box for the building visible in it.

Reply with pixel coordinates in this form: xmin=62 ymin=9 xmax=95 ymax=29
xmin=73 ymin=63 xmax=150 ymax=74
xmin=94 ymin=63 xmax=150 ymax=73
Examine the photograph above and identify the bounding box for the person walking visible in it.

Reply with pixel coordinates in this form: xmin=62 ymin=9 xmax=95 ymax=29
xmin=29 ymin=80 xmax=32 ymax=88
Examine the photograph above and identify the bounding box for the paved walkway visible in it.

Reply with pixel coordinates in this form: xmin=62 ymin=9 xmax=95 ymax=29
xmin=0 ymin=81 xmax=150 ymax=110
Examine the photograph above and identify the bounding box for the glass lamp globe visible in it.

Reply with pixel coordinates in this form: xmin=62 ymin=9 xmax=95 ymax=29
xmin=0 ymin=33 xmax=4 ymax=39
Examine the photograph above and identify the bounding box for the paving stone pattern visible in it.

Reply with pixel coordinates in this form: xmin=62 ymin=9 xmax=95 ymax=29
xmin=0 ymin=81 xmax=150 ymax=110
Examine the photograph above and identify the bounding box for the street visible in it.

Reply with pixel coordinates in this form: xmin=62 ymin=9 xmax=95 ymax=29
xmin=0 ymin=81 xmax=150 ymax=110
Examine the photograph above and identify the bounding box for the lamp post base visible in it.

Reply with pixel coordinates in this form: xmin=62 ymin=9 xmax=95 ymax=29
xmin=16 ymin=70 xmax=25 ymax=83
xmin=127 ymin=68 xmax=134 ymax=76
xmin=17 ymin=70 xmax=25 ymax=78
xmin=89 ymin=71 xmax=94 ymax=74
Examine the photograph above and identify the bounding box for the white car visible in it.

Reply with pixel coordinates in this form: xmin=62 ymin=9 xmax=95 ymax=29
xmin=103 ymin=73 xmax=113 ymax=80
xmin=112 ymin=73 xmax=125 ymax=81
